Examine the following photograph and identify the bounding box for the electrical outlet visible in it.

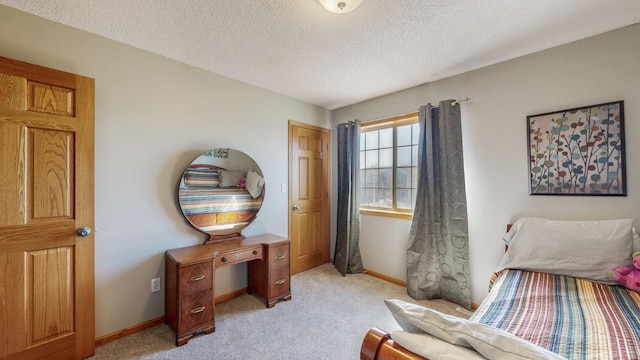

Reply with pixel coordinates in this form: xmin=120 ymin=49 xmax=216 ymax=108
xmin=151 ymin=278 xmax=161 ymax=292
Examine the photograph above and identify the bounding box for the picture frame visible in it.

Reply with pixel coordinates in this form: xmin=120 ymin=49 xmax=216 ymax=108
xmin=527 ymin=100 xmax=625 ymax=196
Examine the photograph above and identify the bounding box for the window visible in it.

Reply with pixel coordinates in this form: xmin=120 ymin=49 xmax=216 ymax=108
xmin=359 ymin=112 xmax=419 ymax=217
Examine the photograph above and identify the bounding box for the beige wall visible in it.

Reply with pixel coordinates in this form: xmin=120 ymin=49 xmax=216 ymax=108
xmin=0 ymin=6 xmax=330 ymax=337
xmin=331 ymin=24 xmax=640 ymax=306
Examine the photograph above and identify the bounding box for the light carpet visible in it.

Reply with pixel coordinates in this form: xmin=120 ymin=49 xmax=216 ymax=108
xmin=91 ymin=263 xmax=471 ymax=360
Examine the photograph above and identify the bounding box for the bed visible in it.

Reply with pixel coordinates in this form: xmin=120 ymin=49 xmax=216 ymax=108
xmin=178 ymin=164 xmax=264 ymax=241
xmin=180 ymin=188 xmax=262 ymax=224
xmin=361 ymin=218 xmax=640 ymax=360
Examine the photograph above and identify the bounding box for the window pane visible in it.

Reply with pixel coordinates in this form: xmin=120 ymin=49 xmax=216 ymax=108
xmin=412 ymin=123 xmax=419 ymax=144
xmin=365 ymin=149 xmax=378 ymax=168
xmin=360 ymin=132 xmax=366 ymax=149
xmin=379 ymin=168 xmax=392 ymax=188
xmin=412 ymin=167 xmax=418 ymax=189
xmin=378 ymin=188 xmax=392 ymax=208
xmin=362 ymin=188 xmax=377 ymax=207
xmin=379 ymin=128 xmax=393 ymax=148
xmin=365 ymin=131 xmax=378 ymax=150
xmin=397 ymin=124 xmax=412 ymax=146
xmin=364 ymin=169 xmax=378 ymax=187
xmin=397 ymin=146 xmax=411 ymax=167
xmin=396 ymin=189 xmax=412 ymax=209
xmin=359 ymin=150 xmax=365 ymax=170
xmin=412 ymin=144 xmax=418 ymax=166
xmin=396 ymin=167 xmax=411 ymax=189
xmin=379 ymin=148 xmax=392 ymax=168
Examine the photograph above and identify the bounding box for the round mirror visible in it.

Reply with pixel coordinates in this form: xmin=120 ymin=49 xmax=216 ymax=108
xmin=178 ymin=148 xmax=265 ymax=244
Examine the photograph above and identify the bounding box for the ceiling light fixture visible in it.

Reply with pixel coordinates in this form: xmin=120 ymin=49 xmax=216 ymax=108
xmin=318 ymin=0 xmax=363 ymax=14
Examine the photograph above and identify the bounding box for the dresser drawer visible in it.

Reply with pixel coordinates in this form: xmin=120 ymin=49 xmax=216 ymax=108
xmin=216 ymin=246 xmax=263 ymax=266
xmin=178 ymin=290 xmax=214 ymax=333
xmin=269 ymin=244 xmax=290 ymax=271
xmin=268 ymin=267 xmax=290 ymax=298
xmin=179 ymin=261 xmax=213 ymax=295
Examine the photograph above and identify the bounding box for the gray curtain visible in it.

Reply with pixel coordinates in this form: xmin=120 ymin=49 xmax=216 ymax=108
xmin=407 ymin=101 xmax=471 ymax=309
xmin=334 ymin=120 xmax=363 ymax=276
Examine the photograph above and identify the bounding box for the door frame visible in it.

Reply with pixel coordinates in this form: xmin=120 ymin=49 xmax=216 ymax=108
xmin=287 ymin=120 xmax=332 ymax=271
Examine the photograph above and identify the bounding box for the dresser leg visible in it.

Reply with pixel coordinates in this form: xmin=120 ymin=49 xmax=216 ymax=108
xmin=176 ymin=334 xmax=193 ymax=347
xmin=176 ymin=324 xmax=215 ymax=346
xmin=266 ymin=294 xmax=292 ymax=308
xmin=204 ymin=324 xmax=215 ymax=334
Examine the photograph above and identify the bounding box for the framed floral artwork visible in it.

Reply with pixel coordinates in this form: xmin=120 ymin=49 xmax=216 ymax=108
xmin=527 ymin=100 xmax=626 ymax=195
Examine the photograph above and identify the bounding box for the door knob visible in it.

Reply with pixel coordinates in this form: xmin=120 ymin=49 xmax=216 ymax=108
xmin=77 ymin=227 xmax=92 ymax=237
xmin=292 ymin=205 xmax=299 ymax=211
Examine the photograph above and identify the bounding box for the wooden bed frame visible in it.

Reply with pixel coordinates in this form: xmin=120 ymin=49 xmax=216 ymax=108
xmin=360 ymin=328 xmax=426 ymax=360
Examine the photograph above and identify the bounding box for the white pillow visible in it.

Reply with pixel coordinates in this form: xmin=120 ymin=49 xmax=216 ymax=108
xmin=384 ymin=299 xmax=564 ymax=360
xmin=499 ymin=217 xmax=636 ymax=283
xmin=245 ymin=170 xmax=264 ymax=198
xmin=218 ymin=170 xmax=245 ymax=187
xmin=391 ymin=331 xmax=486 ymax=360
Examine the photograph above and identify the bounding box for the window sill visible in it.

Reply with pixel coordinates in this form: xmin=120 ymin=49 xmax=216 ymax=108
xmin=359 ymin=209 xmax=413 ymax=220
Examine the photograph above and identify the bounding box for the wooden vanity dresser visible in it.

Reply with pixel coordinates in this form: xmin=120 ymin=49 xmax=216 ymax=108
xmin=165 ymin=233 xmax=291 ymax=346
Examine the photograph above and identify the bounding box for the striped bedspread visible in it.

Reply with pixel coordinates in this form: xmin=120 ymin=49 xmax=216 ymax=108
xmin=179 ymin=188 xmax=262 ymax=215
xmin=470 ymin=269 xmax=640 ymax=360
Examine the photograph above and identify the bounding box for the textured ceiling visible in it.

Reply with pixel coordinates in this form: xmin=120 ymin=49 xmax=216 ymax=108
xmin=2 ymin=0 xmax=640 ymax=109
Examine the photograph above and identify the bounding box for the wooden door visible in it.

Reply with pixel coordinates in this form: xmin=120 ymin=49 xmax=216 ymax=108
xmin=288 ymin=121 xmax=330 ymax=274
xmin=0 ymin=57 xmax=95 ymax=359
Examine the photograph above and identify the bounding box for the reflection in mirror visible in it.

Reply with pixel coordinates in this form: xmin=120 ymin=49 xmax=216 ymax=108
xmin=178 ymin=148 xmax=265 ymax=244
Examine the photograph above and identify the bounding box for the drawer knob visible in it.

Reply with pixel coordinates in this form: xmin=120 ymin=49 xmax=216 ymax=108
xmin=274 ymin=254 xmax=286 ymax=260
xmin=188 ymin=275 xmax=206 ymax=282
xmin=190 ymin=306 xmax=206 ymax=314
xmin=253 ymin=250 xmax=259 ymax=255
xmin=275 ymin=279 xmax=286 ymax=285
xmin=221 ymin=257 xmax=228 ymax=263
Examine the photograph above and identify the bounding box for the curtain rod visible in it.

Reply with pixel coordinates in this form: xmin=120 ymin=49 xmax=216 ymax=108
xmin=334 ymin=98 xmax=471 ymax=128
xmin=417 ymin=98 xmax=471 ymax=110
xmin=450 ymin=97 xmax=471 ymax=107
